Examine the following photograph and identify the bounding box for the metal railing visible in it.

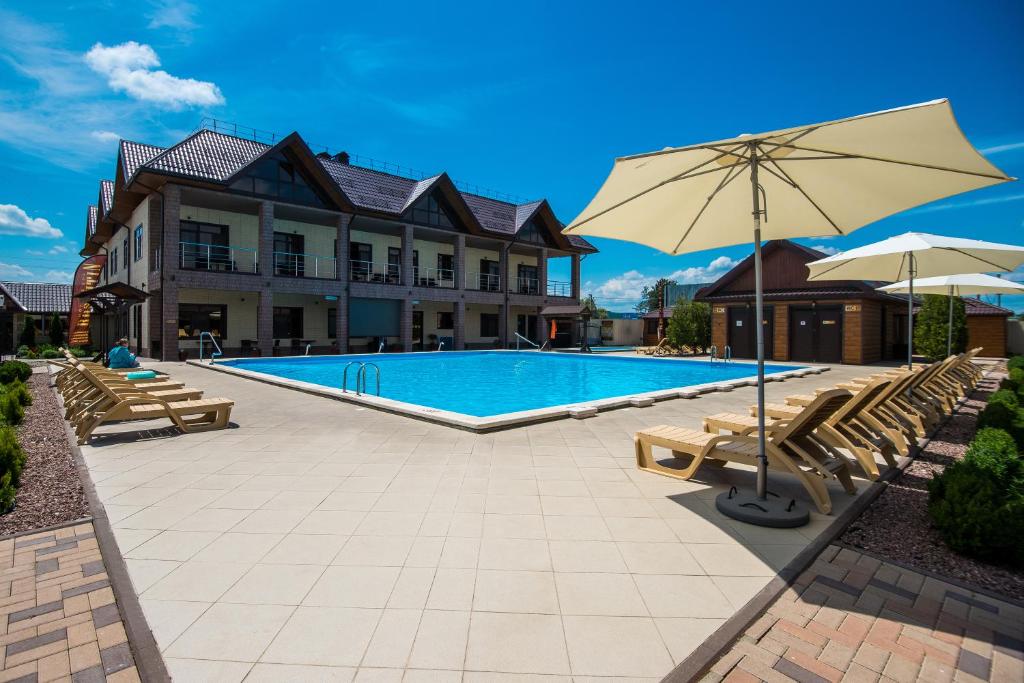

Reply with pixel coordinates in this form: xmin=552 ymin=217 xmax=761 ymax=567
xmin=273 ymin=251 xmax=337 ymax=279
xmin=349 ymin=260 xmax=401 ymax=284
xmin=198 ymin=331 xmax=223 ymax=363
xmin=547 ymin=280 xmax=572 ymax=297
xmin=515 ymin=277 xmax=541 ymax=295
xmin=412 ymin=266 xmax=455 ymax=289
xmin=467 ymin=272 xmax=501 ymax=292
xmin=514 ymin=332 xmax=539 ymax=351
xmin=180 ymin=241 xmax=258 ymax=273
xmin=342 ymin=361 xmax=381 ymax=396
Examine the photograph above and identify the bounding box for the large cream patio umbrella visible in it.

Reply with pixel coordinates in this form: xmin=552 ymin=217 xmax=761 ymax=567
xmin=564 ymin=99 xmax=1013 ymax=527
xmin=808 ymin=233 xmax=1024 ymax=368
xmin=877 ymin=273 xmax=1024 ymax=356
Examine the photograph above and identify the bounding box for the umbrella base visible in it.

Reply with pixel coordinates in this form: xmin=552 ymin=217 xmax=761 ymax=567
xmin=715 ymin=489 xmax=810 ymax=528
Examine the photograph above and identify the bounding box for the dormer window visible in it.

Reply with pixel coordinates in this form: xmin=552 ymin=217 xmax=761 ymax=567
xmin=228 ymin=152 xmax=327 ymax=208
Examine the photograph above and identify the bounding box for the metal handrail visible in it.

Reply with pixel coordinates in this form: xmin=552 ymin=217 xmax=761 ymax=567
xmin=547 ymin=280 xmax=571 ymax=297
xmin=272 ymin=250 xmax=337 ymax=279
xmin=179 ymin=241 xmax=258 ymax=273
xmin=413 ymin=266 xmax=456 ymax=288
xmin=516 ymin=277 xmax=541 ymax=295
xmin=467 ymin=271 xmax=501 ymax=292
xmin=358 ymin=363 xmax=381 ymax=396
xmin=709 ymin=345 xmax=717 ymax=362
xmin=198 ymin=331 xmax=223 ymax=363
xmin=378 ymin=341 xmax=385 ymax=353
xmin=724 ymin=345 xmax=732 ymax=362
xmin=349 ymin=260 xmax=401 ymax=284
xmin=514 ymin=332 xmax=539 ymax=351
xmin=342 ymin=361 xmax=361 ymax=393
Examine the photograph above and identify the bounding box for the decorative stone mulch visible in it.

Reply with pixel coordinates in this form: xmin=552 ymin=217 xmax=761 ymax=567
xmin=840 ymin=368 xmax=1024 ymax=602
xmin=704 ymin=544 xmax=1024 ymax=683
xmin=0 ymin=522 xmax=140 ymax=682
xmin=0 ymin=374 xmax=89 ymax=537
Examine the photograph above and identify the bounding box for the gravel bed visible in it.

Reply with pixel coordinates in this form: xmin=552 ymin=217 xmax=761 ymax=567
xmin=840 ymin=368 xmax=1024 ymax=602
xmin=0 ymin=373 xmax=90 ymax=536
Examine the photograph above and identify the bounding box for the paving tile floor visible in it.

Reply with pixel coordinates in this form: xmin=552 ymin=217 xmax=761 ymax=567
xmin=705 ymin=545 xmax=1024 ymax=683
xmin=76 ymin=359 xmax=890 ymax=681
xmin=0 ymin=522 xmax=140 ymax=683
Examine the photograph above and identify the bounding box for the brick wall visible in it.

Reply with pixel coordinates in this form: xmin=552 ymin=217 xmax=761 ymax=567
xmin=967 ymin=317 xmax=1007 ymax=357
xmin=773 ymin=305 xmax=788 ymax=361
xmin=842 ymin=301 xmax=862 ymax=365
xmin=711 ymin=306 xmax=727 ymax=351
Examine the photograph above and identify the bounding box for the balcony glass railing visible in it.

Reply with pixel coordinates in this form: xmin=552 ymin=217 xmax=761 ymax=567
xmin=180 ymin=241 xmax=258 ymax=273
xmin=467 ymin=272 xmax=501 ymax=292
xmin=273 ymin=251 xmax=337 ymax=279
xmin=547 ymin=280 xmax=572 ymax=297
xmin=516 ymin=276 xmax=540 ymax=295
xmin=350 ymin=260 xmax=401 ymax=284
xmin=412 ymin=266 xmax=455 ymax=288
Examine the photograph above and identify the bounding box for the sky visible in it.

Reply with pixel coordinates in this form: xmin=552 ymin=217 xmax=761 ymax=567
xmin=0 ymin=0 xmax=1022 ymax=312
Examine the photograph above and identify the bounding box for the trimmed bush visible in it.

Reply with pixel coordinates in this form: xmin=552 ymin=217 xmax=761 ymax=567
xmin=1008 ymin=355 xmax=1024 ymax=372
xmin=0 ymin=361 xmax=32 ymax=385
xmin=0 ymin=427 xmax=25 ymax=487
xmin=40 ymin=349 xmax=61 ymax=359
xmin=977 ymin=389 xmax=1024 ymax=449
xmin=18 ymin=317 xmax=35 ymax=348
xmin=0 ymin=472 xmax=15 ymax=514
xmin=0 ymin=394 xmax=24 ymax=427
xmin=68 ymin=347 xmax=88 ymax=358
xmin=48 ymin=313 xmax=64 ymax=347
xmin=928 ymin=427 xmax=1024 ymax=567
xmin=5 ymin=381 xmax=31 ymax=407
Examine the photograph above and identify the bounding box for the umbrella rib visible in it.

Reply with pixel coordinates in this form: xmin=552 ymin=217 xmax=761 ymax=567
xmin=944 ymin=248 xmax=1016 ymax=272
xmin=761 ymin=156 xmax=843 ymax=234
xmin=671 ymin=161 xmax=748 ymax=254
xmin=766 ymin=142 xmax=1009 ymax=180
xmin=564 ymin=148 xmax=742 ymax=232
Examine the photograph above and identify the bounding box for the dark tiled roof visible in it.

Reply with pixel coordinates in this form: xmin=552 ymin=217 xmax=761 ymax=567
xmin=87 ymin=205 xmax=98 ymax=237
xmin=99 ymin=180 xmax=114 ymax=216
xmin=400 ymin=175 xmax=443 ymax=213
xmin=145 ymin=129 xmax=269 ymax=182
xmin=462 ymin=193 xmax=516 ymax=234
xmin=120 ymin=140 xmax=165 ymax=180
xmin=700 ymin=287 xmax=869 ymax=301
xmin=319 ymin=158 xmax=417 ymax=213
xmin=515 ymin=201 xmax=544 ymax=230
xmin=0 ymin=281 xmax=72 ymax=313
xmin=907 ymin=296 xmax=1013 ymax=317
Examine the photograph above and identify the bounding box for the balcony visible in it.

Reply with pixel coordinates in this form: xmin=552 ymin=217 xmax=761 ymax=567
xmin=547 ymin=280 xmax=572 ymax=297
xmin=467 ymin=272 xmax=501 ymax=292
xmin=350 ymin=260 xmax=401 ymax=284
xmin=515 ymin=277 xmax=540 ymax=295
xmin=412 ymin=266 xmax=455 ymax=289
xmin=180 ymin=241 xmax=257 ymax=273
xmin=273 ymin=251 xmax=337 ymax=280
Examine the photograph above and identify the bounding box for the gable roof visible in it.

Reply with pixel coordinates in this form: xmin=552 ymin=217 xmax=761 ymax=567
xmin=145 ymin=129 xmax=270 ymax=182
xmin=119 ymin=140 xmax=165 ymax=181
xmin=0 ymin=281 xmax=72 ymax=313
xmin=86 ymin=205 xmax=98 ymax=238
xmin=905 ymin=296 xmax=1014 ymax=317
xmin=99 ymin=180 xmax=114 ymax=216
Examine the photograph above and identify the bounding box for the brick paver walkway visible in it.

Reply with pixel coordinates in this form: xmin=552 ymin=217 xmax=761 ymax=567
xmin=0 ymin=522 xmax=140 ymax=683
xmin=705 ymin=545 xmax=1024 ymax=682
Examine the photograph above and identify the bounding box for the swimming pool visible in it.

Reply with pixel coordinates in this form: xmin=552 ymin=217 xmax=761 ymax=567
xmin=216 ymin=351 xmax=808 ymax=426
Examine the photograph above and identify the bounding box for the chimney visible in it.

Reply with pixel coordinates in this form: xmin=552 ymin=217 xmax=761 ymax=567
xmin=333 ymin=151 xmax=350 ymax=164
xmin=315 ymin=151 xmax=330 ymax=160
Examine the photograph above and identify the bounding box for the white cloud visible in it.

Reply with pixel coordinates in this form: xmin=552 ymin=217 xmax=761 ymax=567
xmin=0 ymin=204 xmax=62 ymax=238
xmin=90 ymin=130 xmax=121 ymax=143
xmin=85 ymin=41 xmax=225 ymax=110
xmin=49 ymin=244 xmax=70 ymax=254
xmin=147 ymin=0 xmax=198 ymax=30
xmin=809 ymin=244 xmax=840 ymax=256
xmin=590 ymin=255 xmax=738 ymax=301
xmin=980 ymin=141 xmax=1024 ymax=155
xmin=44 ymin=270 xmax=73 ymax=283
xmin=0 ymin=262 xmax=33 ymax=278
xmin=910 ymin=192 xmax=1024 ymax=215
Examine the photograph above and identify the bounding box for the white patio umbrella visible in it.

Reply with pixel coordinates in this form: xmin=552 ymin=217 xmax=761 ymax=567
xmin=877 ymin=273 xmax=1024 ymax=356
xmin=563 ymin=100 xmax=1013 ymax=527
xmin=807 ymin=233 xmax=1024 ymax=367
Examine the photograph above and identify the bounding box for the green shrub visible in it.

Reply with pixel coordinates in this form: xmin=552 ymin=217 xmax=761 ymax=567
xmin=0 ymin=361 xmax=32 ymax=385
xmin=5 ymin=381 xmax=31 ymax=407
xmin=666 ymin=300 xmax=712 ymax=353
xmin=0 ymin=472 xmax=15 ymax=513
xmin=929 ymin=428 xmax=1024 ymax=567
xmin=0 ymin=394 xmax=24 ymax=426
xmin=15 ymin=345 xmax=30 ymax=358
xmin=40 ymin=349 xmax=61 ymax=359
xmin=17 ymin=317 xmax=35 ymax=348
xmin=914 ymin=294 xmax=967 ymax=362
xmin=977 ymin=390 xmax=1024 ymax=449
xmin=68 ymin=347 xmax=88 ymax=358
xmin=1008 ymin=355 xmax=1024 ymax=372
xmin=1001 ymin=368 xmax=1024 ymax=397
xmin=47 ymin=313 xmax=64 ymax=347
xmin=0 ymin=426 xmax=25 ymax=487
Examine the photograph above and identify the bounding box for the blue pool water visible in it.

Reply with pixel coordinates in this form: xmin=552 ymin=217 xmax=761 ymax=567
xmin=222 ymin=351 xmax=804 ymax=418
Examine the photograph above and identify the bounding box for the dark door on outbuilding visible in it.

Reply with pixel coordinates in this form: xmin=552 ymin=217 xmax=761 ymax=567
xmin=727 ymin=306 xmax=773 ymax=359
xmin=789 ymin=306 xmax=842 ymax=363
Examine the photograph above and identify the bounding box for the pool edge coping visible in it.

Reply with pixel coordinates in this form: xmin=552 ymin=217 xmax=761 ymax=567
xmin=188 ymin=353 xmax=828 ymax=432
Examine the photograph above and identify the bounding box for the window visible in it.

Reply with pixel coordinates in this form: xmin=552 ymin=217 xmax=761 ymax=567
xmin=480 ymin=313 xmax=499 ymax=337
xmin=328 ymin=308 xmax=337 ymax=339
xmin=274 ymin=232 xmax=306 ymax=277
xmin=407 ymin=191 xmax=454 ymax=229
xmin=227 ymin=151 xmax=327 ymax=208
xmin=518 ymin=218 xmax=553 ymax=246
xmin=437 ymin=311 xmax=454 ymax=330
xmin=273 ymin=307 xmax=303 ymax=338
xmin=180 ymin=221 xmax=231 ymax=270
xmin=123 ymin=238 xmax=129 ymax=268
xmin=517 ymin=264 xmax=539 ymax=294
xmin=479 ymin=259 xmax=500 ymax=291
xmin=350 ymin=242 xmax=372 ymax=280
xmin=110 ymin=248 xmax=118 ymax=274
xmin=132 ymin=305 xmax=143 ymax=340
xmin=134 ymin=225 xmax=144 ymax=262
xmin=387 ymin=247 xmax=402 ymax=283
xmin=437 ymin=253 xmax=454 ymax=278
xmin=178 ymin=304 xmax=227 ymax=339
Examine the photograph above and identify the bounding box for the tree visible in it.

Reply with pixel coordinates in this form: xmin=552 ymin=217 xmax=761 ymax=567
xmin=581 ymin=294 xmax=609 ymax=319
xmin=914 ymin=294 xmax=966 ymax=362
xmin=635 ymin=278 xmax=676 ymax=314
xmin=18 ymin=317 xmax=35 ymax=348
xmin=666 ymin=300 xmax=712 ymax=353
xmin=48 ymin=313 xmax=64 ymax=347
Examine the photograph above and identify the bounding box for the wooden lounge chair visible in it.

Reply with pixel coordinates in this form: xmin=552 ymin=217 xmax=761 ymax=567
xmin=635 ymin=389 xmax=857 ymax=514
xmin=703 ymin=377 xmax=899 ymax=480
xmin=636 ymin=338 xmax=670 ymax=356
xmin=71 ymin=366 xmax=233 ymax=445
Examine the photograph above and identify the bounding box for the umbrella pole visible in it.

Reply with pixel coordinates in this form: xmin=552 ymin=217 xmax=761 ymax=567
xmin=947 ymin=286 xmax=953 ymax=357
xmin=907 ymin=253 xmax=915 ymax=369
xmin=713 ymin=147 xmax=808 ymax=528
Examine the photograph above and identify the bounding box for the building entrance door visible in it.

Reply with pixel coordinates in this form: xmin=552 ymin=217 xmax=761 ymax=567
xmin=817 ymin=306 xmax=843 ymax=363
xmin=789 ymin=308 xmax=816 ymax=362
xmin=727 ymin=306 xmax=772 ymax=359
xmin=412 ymin=311 xmax=424 ymax=351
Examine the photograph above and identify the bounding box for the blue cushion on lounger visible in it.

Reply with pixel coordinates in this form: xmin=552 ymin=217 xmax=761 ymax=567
xmin=126 ymin=370 xmax=157 ymax=380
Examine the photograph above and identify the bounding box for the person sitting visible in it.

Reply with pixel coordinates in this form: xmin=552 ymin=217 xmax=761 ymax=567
xmin=107 ymin=338 xmax=140 ymax=369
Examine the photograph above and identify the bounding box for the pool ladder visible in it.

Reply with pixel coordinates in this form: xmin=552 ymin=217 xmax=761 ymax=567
xmin=709 ymin=345 xmax=732 ymax=363
xmin=342 ymin=362 xmax=381 ymax=396
xmin=199 ymin=331 xmax=223 ymax=363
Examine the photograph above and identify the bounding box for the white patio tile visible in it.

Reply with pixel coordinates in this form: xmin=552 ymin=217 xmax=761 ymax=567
xmin=562 ymin=615 xmax=674 ymax=678
xmin=231 ymin=509 xmax=309 ymax=534
xmin=261 ymin=534 xmax=348 ymax=565
xmin=125 ymin=530 xmax=221 ymax=561
xmin=465 ymin=612 xmax=570 ymax=674
xmin=655 ymin=617 xmax=726 ymax=663
xmin=143 ymin=561 xmax=252 ymax=602
xmin=294 ymin=510 xmax=367 ymax=535
xmin=554 ymin=573 xmax=647 ymax=617
xmin=407 ymin=609 xmax=470 ymax=670
xmin=548 ymin=541 xmax=626 ymax=574
xmin=616 ymin=542 xmax=705 ymax=575
xmin=687 ymin=543 xmax=774 ymax=577
xmin=165 ymin=658 xmax=252 ymax=682
xmin=139 ymin=598 xmax=211 ymax=650
xmin=478 ymin=538 xmax=551 ymax=571
xmin=473 ymin=570 xmax=559 ymax=614
xmin=304 ymin=566 xmax=401 ymax=608
xmin=167 ymin=602 xmax=295 ymax=661
xmin=334 ymin=535 xmax=415 ymax=566
xmin=425 ymin=568 xmax=475 ymax=611
xmin=170 ymin=507 xmax=253 ymax=532
xmin=244 ymin=663 xmax=356 ymax=682
xmin=262 ymin=606 xmax=381 ymax=666
xmin=191 ymin=532 xmax=285 ymax=564
xmin=222 ymin=564 xmax=325 ymax=605
xmin=361 ymin=608 xmax=422 ymax=667
xmin=633 ymin=575 xmax=734 ymax=618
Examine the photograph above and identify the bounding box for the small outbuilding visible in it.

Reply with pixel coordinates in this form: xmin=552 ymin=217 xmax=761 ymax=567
xmin=0 ymin=281 xmax=71 ymax=354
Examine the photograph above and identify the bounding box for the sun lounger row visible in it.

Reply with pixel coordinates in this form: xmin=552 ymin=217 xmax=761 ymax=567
xmin=635 ymin=350 xmax=982 ymax=514
xmin=53 ymin=349 xmax=234 ymax=444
